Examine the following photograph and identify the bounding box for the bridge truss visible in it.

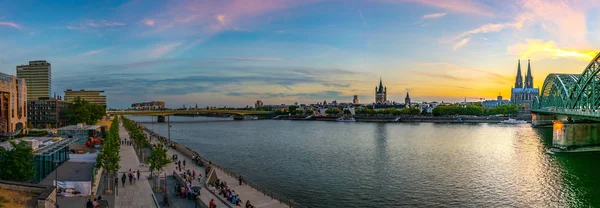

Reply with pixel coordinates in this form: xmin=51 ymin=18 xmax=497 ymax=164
xmin=534 ymin=53 xmax=600 ymax=112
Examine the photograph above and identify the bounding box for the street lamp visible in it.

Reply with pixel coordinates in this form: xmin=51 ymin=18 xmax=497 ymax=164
xmin=54 ymin=160 xmax=59 ymax=208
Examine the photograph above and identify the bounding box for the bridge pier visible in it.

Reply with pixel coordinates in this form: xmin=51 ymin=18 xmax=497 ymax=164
xmin=532 ymin=113 xmax=555 ymax=127
xmin=157 ymin=116 xmax=166 ymax=123
xmin=552 ymin=121 xmax=600 ymax=152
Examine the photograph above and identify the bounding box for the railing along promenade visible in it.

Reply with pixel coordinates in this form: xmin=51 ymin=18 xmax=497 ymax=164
xmin=131 ymin=119 xmax=305 ymax=208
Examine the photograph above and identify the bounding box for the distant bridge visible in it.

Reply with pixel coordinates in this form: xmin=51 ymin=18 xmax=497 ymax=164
xmin=107 ymin=109 xmax=273 ymax=116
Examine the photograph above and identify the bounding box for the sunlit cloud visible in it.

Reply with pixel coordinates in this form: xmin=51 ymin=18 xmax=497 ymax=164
xmin=66 ymin=20 xmax=126 ymax=30
xmin=508 ymin=39 xmax=597 ymax=60
xmin=453 ymin=37 xmax=470 ymax=51
xmin=421 ymin=12 xmax=447 ymax=19
xmin=215 ymin=14 xmax=227 ymax=25
xmin=457 ymin=20 xmax=523 ymax=39
xmin=149 ymin=42 xmax=182 ymax=58
xmin=0 ymin=21 xmax=20 ymax=29
xmin=141 ymin=19 xmax=155 ymax=26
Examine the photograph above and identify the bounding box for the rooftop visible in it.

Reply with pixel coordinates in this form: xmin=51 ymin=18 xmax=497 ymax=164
xmin=34 ymin=137 xmax=78 ymax=156
xmin=38 ymin=161 xmax=95 ymax=184
xmin=58 ymin=125 xmax=102 ymax=131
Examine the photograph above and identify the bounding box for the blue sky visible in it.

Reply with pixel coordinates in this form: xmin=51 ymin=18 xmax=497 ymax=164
xmin=1 ymin=0 xmax=599 ymax=108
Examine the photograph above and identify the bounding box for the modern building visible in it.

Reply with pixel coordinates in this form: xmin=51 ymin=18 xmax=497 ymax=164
xmin=16 ymin=60 xmax=51 ymax=101
xmin=131 ymin=101 xmax=165 ymax=110
xmin=375 ymin=78 xmax=387 ymax=104
xmin=510 ymin=59 xmax=539 ymax=109
xmin=405 ymin=92 xmax=411 ymax=106
xmin=0 ymin=73 xmax=27 ymax=133
xmin=57 ymin=124 xmax=103 ymax=144
xmin=64 ymin=89 xmax=106 ymax=108
xmin=353 ymin=95 xmax=359 ymax=104
xmin=28 ymin=97 xmax=71 ymax=129
xmin=255 ymin=100 xmax=264 ymax=109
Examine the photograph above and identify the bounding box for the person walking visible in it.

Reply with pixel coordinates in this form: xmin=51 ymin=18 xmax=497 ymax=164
xmin=133 ymin=170 xmax=137 ymax=183
xmin=93 ymin=198 xmax=99 ymax=207
xmin=129 ymin=172 xmax=133 ymax=185
xmin=239 ymin=175 xmax=243 ymax=185
xmin=137 ymin=170 xmax=141 ymax=181
xmin=121 ymin=173 xmax=126 ymax=187
xmin=183 ymin=159 xmax=186 ymax=169
xmin=209 ymin=199 xmax=216 ymax=208
xmin=178 ymin=161 xmax=181 ymax=170
xmin=86 ymin=199 xmax=93 ymax=208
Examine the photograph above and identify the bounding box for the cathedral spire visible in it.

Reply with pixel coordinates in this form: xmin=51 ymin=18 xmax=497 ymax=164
xmin=515 ymin=59 xmax=523 ymax=88
xmin=525 ymin=59 xmax=533 ymax=88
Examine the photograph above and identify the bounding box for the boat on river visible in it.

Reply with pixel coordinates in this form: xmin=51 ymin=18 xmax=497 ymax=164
xmin=501 ymin=118 xmax=527 ymax=124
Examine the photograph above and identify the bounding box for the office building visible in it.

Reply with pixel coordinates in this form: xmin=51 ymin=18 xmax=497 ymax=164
xmin=511 ymin=60 xmax=539 ymax=109
xmin=64 ymin=89 xmax=106 ymax=108
xmin=131 ymin=101 xmax=165 ymax=110
xmin=28 ymin=97 xmax=71 ymax=128
xmin=0 ymin=73 xmax=27 ymax=133
xmin=16 ymin=60 xmax=51 ymax=101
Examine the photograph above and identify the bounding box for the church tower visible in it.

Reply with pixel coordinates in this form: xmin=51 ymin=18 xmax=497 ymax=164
xmin=525 ymin=59 xmax=533 ymax=88
xmin=405 ymin=92 xmax=411 ymax=106
xmin=515 ymin=59 xmax=523 ymax=88
xmin=375 ymin=78 xmax=387 ymax=104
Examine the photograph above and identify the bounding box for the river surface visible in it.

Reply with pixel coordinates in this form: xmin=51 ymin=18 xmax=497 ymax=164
xmin=130 ymin=116 xmax=600 ymax=208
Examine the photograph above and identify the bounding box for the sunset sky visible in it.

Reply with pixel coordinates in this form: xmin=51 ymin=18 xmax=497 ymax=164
xmin=0 ymin=0 xmax=599 ymax=108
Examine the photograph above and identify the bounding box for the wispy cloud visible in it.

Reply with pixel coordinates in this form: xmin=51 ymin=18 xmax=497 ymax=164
xmin=453 ymin=37 xmax=470 ymax=51
xmin=81 ymin=49 xmax=104 ymax=56
xmin=149 ymin=42 xmax=182 ymax=58
xmin=457 ymin=20 xmax=523 ymax=39
xmin=234 ymin=57 xmax=282 ymax=61
xmin=140 ymin=19 xmax=155 ymax=26
xmin=388 ymin=0 xmax=494 ymax=16
xmin=421 ymin=12 xmax=447 ymax=19
xmin=358 ymin=10 xmax=369 ymax=28
xmin=66 ymin=20 xmax=126 ymax=30
xmin=508 ymin=39 xmax=597 ymax=60
xmin=0 ymin=21 xmax=20 ymax=29
xmin=215 ymin=14 xmax=227 ymax=25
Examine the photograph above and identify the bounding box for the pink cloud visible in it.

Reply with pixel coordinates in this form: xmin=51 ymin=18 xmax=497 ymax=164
xmin=66 ymin=20 xmax=126 ymax=30
xmin=0 ymin=21 xmax=21 ymax=29
xmin=141 ymin=19 xmax=155 ymax=26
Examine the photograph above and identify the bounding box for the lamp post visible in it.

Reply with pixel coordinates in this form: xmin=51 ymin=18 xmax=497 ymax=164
xmin=54 ymin=160 xmax=59 ymax=208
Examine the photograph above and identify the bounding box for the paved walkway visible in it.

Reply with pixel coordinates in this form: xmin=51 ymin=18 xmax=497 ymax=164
xmin=144 ymin=129 xmax=288 ymax=208
xmin=115 ymin=120 xmax=156 ymax=208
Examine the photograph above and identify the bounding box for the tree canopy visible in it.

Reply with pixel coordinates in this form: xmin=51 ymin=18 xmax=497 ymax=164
xmin=148 ymin=143 xmax=171 ymax=174
xmin=97 ymin=116 xmax=120 ymax=176
xmin=0 ymin=141 xmax=35 ymax=182
xmin=66 ymin=97 xmax=105 ymax=125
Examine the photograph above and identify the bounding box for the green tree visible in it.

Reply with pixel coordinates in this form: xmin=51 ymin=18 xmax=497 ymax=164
xmin=0 ymin=141 xmax=35 ymax=182
xmin=343 ymin=109 xmax=351 ymax=115
xmin=66 ymin=97 xmax=106 ymax=125
xmin=97 ymin=116 xmax=120 ymax=193
xmin=148 ymin=143 xmax=171 ymax=176
xmin=288 ymin=106 xmax=298 ymax=115
xmin=325 ymin=108 xmax=339 ymax=115
xmin=305 ymin=109 xmax=314 ymax=115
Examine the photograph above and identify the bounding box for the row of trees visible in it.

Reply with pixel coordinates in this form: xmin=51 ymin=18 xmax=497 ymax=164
xmin=0 ymin=141 xmax=34 ymax=182
xmin=122 ymin=117 xmax=170 ymax=178
xmin=97 ymin=116 xmax=120 ymax=192
xmin=355 ymin=108 xmax=422 ymax=115
xmin=432 ymin=104 xmax=519 ymax=116
xmin=122 ymin=117 xmax=150 ymax=150
xmin=66 ymin=97 xmax=106 ymax=125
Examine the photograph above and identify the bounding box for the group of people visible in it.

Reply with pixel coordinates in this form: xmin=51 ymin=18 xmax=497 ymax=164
xmin=85 ymin=196 xmax=102 ymax=208
xmin=119 ymin=169 xmax=141 ymax=187
xmin=121 ymin=138 xmax=132 ymax=146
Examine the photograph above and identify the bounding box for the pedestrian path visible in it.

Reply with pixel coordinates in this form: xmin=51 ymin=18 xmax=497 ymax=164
xmin=144 ymin=129 xmax=288 ymax=208
xmin=115 ymin=121 xmax=156 ymax=208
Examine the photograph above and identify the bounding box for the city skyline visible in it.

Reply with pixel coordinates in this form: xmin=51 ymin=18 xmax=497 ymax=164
xmin=0 ymin=0 xmax=598 ymax=108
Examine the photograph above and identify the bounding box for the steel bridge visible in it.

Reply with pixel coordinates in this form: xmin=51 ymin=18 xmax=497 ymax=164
xmin=532 ymin=52 xmax=600 ymax=121
xmin=107 ymin=109 xmax=272 ymax=116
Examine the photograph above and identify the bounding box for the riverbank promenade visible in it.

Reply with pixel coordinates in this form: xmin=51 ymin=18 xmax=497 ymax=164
xmin=143 ymin=129 xmax=289 ymax=208
xmin=115 ymin=120 xmax=156 ymax=208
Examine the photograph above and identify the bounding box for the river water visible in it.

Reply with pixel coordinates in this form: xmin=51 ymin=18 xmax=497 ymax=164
xmin=130 ymin=116 xmax=600 ymax=207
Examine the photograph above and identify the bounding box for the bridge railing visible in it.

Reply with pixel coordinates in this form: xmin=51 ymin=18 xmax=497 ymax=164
xmin=533 ymin=108 xmax=600 ymax=117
